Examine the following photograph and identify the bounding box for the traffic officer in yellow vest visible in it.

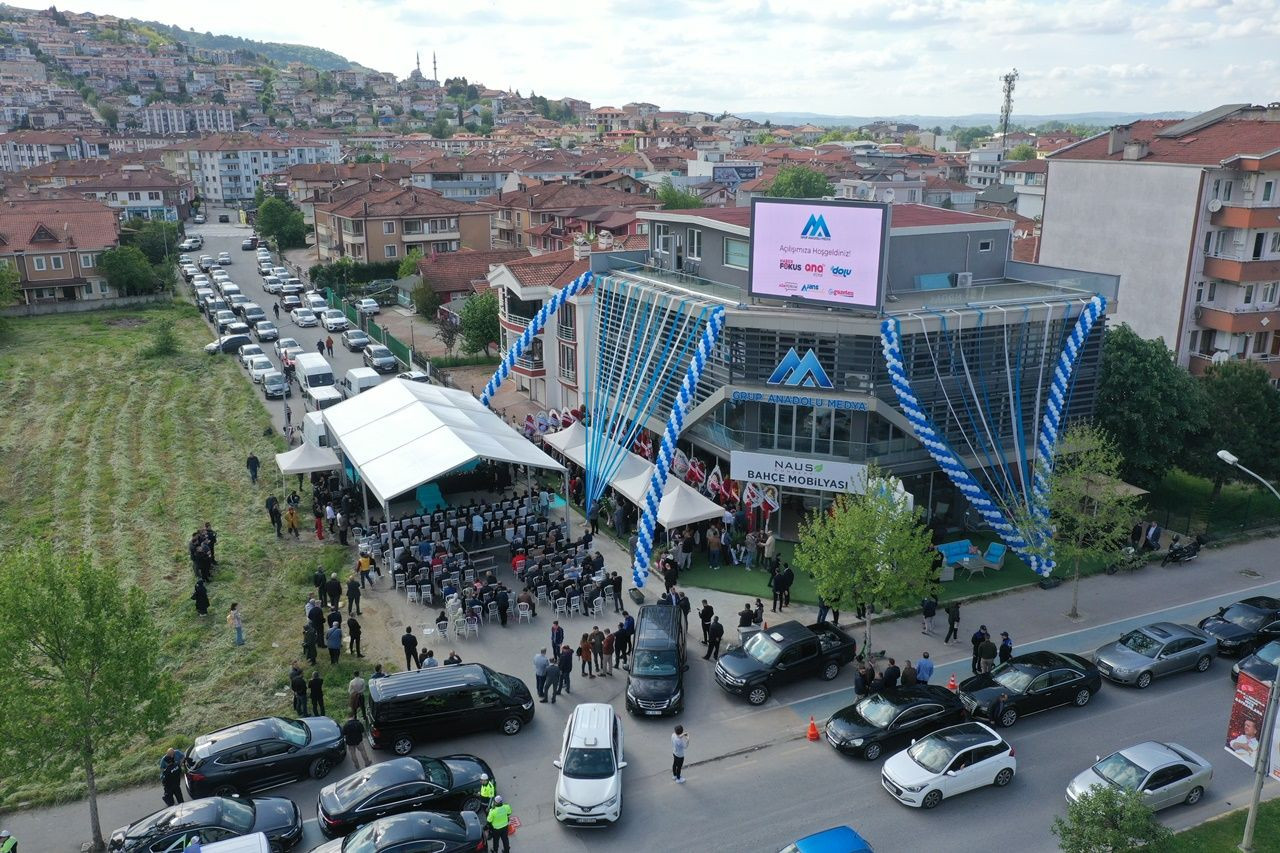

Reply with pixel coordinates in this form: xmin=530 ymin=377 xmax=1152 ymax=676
xmin=0 ymin=830 xmax=16 ymax=853
xmin=478 ymin=773 xmax=495 ymax=808
xmin=485 ymin=795 xmax=511 ymax=853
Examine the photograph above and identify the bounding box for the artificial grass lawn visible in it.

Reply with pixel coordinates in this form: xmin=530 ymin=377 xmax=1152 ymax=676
xmin=1167 ymin=798 xmax=1280 ymax=852
xmin=0 ymin=305 xmax=360 ymax=808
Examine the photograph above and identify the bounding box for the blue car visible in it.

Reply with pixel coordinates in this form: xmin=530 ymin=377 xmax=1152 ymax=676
xmin=781 ymin=826 xmax=874 ymax=853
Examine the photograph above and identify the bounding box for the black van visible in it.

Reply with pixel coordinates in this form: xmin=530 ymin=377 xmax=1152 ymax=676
xmin=625 ymin=604 xmax=688 ymax=716
xmin=367 ymin=663 xmax=534 ymax=755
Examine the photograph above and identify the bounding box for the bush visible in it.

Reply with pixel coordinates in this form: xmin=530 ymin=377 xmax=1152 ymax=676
xmin=140 ymin=318 xmax=179 ymax=358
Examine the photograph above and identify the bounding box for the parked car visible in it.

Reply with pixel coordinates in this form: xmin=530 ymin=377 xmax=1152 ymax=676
xmin=307 ymin=812 xmax=484 ymax=853
xmin=243 ymin=304 xmax=267 ymax=326
xmin=228 ymin=294 xmax=251 ymax=315
xmin=354 ymin=297 xmax=380 ymax=316
xmin=291 ymin=308 xmax=319 ymax=328
xmin=1092 ymin=622 xmax=1217 ymax=688
xmin=1067 ymin=741 xmax=1212 ymax=811
xmin=273 ymin=266 xmax=289 ymax=279
xmin=306 ymin=293 xmax=329 ymax=313
xmin=179 ymin=237 xmax=201 ymax=251
xmin=237 ymin=343 xmax=266 ymax=367
xmin=193 ymin=213 xmax=206 ymax=224
xmin=780 ymin=827 xmax=875 ymax=853
xmin=206 ymin=334 xmax=253 ymax=355
xmin=199 ymin=255 xmax=215 ymax=270
xmin=1198 ymin=597 xmax=1280 ymax=657
xmin=275 ymin=338 xmax=302 ymax=359
xmin=225 ymin=322 xmax=251 ymax=338
xmin=280 ymin=294 xmax=303 ymax=312
xmin=554 ymin=702 xmax=626 ymax=825
xmin=194 ymin=287 xmax=213 ymax=304
xmin=218 ymin=252 xmax=232 ymax=265
xmin=247 ymin=356 xmax=275 ymax=383
xmin=183 ymin=716 xmax=346 ymax=798
xmin=881 ymin=722 xmax=1016 ymax=809
xmin=214 ymin=310 xmax=238 ymax=334
xmin=624 ymin=604 xmax=687 ymax=716
xmin=363 ymin=343 xmax=398 ymax=373
xmin=397 ymin=370 xmax=430 ymax=383
xmin=714 ymin=621 xmax=859 ymax=706
xmin=253 ymin=321 xmax=279 ymax=343
xmin=263 ymin=276 xmax=283 ymax=294
xmin=241 ymin=238 xmax=258 ymax=251
xmin=321 ymin=309 xmax=348 ymax=332
xmin=825 ymin=686 xmax=968 ymax=760
xmin=1232 ymin=640 xmax=1280 ymax=683
xmin=316 ymin=755 xmax=493 ymax=838
xmin=107 ymin=797 xmax=301 ymax=853
xmin=342 ymin=329 xmax=371 ymax=351
xmin=958 ymin=650 xmax=1102 ymax=728
xmin=218 ymin=213 xmax=231 ymax=223
xmin=259 ymin=263 xmax=275 ymax=277
xmin=262 ymin=370 xmax=291 ymax=400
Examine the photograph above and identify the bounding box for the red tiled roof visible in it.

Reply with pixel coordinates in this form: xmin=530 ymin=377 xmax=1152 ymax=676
xmin=1051 ymin=119 xmax=1280 ymax=166
xmin=477 ymin=181 xmax=659 ymax=212
xmin=1000 ymin=159 xmax=1048 ymax=174
xmin=285 ymin=162 xmax=411 ymax=182
xmin=924 ymin=176 xmax=975 ymax=193
xmin=0 ymin=198 xmax=119 ymax=253
xmin=890 ymin=203 xmax=1007 ymax=228
xmin=317 ymin=184 xmax=476 ymax=219
xmin=658 ymin=207 xmax=752 ymax=226
xmin=70 ymin=167 xmax=187 ymax=191
xmin=500 ymin=246 xmax=589 ymax=289
xmin=418 ymin=248 xmax=528 ymax=295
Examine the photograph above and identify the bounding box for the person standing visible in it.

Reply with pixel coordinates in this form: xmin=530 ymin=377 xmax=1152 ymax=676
xmin=159 ymin=748 xmax=185 ymax=807
xmin=587 ymin=501 xmax=600 ymax=535
xmin=916 ymin=651 xmax=934 ymax=685
xmin=325 ymin=573 xmax=341 ymax=608
xmin=671 ymin=725 xmax=690 ymax=783
xmin=703 ymin=616 xmax=724 ymax=660
xmin=944 ymin=601 xmax=961 ymax=645
xmin=743 ymin=530 xmax=757 ymax=571
xmin=348 ymin=672 xmax=367 ymax=722
xmin=285 ymin=505 xmax=300 ymax=538
xmin=227 ymin=603 xmax=244 ymax=646
xmin=921 ymin=596 xmax=938 ymax=635
xmin=486 ymin=795 xmax=512 ymax=853
xmin=326 ymin=623 xmax=343 ymax=665
xmin=578 ymin=633 xmax=594 ymax=678
xmin=346 ymin=574 xmax=361 ymax=616
xmin=590 ymin=625 xmax=605 ymax=675
xmin=554 ymin=644 xmax=573 ymax=700
xmin=698 ymin=600 xmax=714 ymax=645
xmin=779 ymin=563 xmax=795 ymax=607
xmin=611 ymin=572 xmax=624 ymax=613
xmin=601 ymin=629 xmax=614 ymax=676
xmin=303 ymin=622 xmax=318 ymax=666
xmin=290 ymin=664 xmax=308 ymax=716
xmin=326 ymin=335 xmax=335 ymax=357
xmin=901 ymin=660 xmax=918 ymax=687
xmin=880 ymin=658 xmax=901 ymax=690
xmin=972 ymin=626 xmax=993 ymax=674
xmin=246 ymin=452 xmax=260 ymax=485
xmin=402 ymin=626 xmax=420 ymax=670
xmin=550 ymin=620 xmax=564 ymax=652
xmin=283 ymin=402 xmax=292 ymax=431
xmin=342 ymin=716 xmax=371 ymax=769
xmin=998 ymin=632 xmax=1013 ymax=665
xmin=763 ymin=531 xmax=778 ymax=571
xmin=191 ymin=578 xmax=209 ymax=616
xmin=533 ymin=647 xmax=550 ymax=702
xmin=309 ymin=671 xmax=326 ymax=716
xmin=347 ymin=615 xmax=363 ymax=658
xmin=770 ymin=570 xmax=785 ymax=613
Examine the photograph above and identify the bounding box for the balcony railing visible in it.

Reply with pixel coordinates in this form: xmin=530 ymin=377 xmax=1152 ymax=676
xmin=503 ymin=313 xmax=532 ymax=329
xmin=515 ymin=354 xmax=544 ymax=370
xmin=557 ymin=323 xmax=576 ymax=342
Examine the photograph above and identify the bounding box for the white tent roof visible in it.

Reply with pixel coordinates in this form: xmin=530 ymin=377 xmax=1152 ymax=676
xmin=544 ymin=422 xmax=724 ymax=528
xmin=275 ymin=442 xmax=341 ymax=474
xmin=322 ymin=379 xmax=565 ymax=504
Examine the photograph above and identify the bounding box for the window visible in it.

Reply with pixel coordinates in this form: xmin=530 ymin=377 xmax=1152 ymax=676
xmin=99 ymin=281 xmax=110 ymax=294
xmin=1265 ymin=282 xmax=1278 ymax=303
xmin=1204 ymin=232 xmax=1213 ymax=255
xmin=32 ymin=256 xmax=46 ymax=271
xmin=723 ymin=237 xmax=749 ymax=269
xmin=978 ymin=240 xmax=993 ymax=252
xmin=1271 ymin=233 xmax=1280 ymax=254
xmin=1195 ymin=281 xmax=1205 ymax=303
xmin=1215 ymin=231 xmax=1228 ymax=255
xmin=1189 ymin=330 xmax=1200 ymax=354
xmin=1212 ymin=179 xmax=1221 ymax=199
xmin=50 ymin=256 xmax=64 ymax=270
xmin=1208 ymin=282 xmax=1217 ymax=302
xmin=82 ymin=284 xmax=91 ymax=296
xmin=686 ymin=228 xmax=702 ymax=260
xmin=653 ymin=223 xmax=670 ymax=252
xmin=558 ymin=342 xmax=577 ymax=382
xmin=1265 ymin=181 xmax=1276 ymax=203
xmin=1255 ymin=332 xmax=1270 ymax=355
xmin=383 ymin=244 xmax=398 ymax=258
xmin=1244 ymin=284 xmax=1255 ymax=305
xmin=80 ymin=253 xmax=95 ymax=269
xmin=148 ymin=191 xmax=161 ymax=201
xmin=382 ymin=221 xmax=396 ymax=235
xmin=1224 ymin=181 xmax=1234 ymax=202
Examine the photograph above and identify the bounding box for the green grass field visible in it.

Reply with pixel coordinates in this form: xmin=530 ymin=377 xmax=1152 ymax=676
xmin=0 ymin=305 xmax=360 ymax=808
xmin=1167 ymin=798 xmax=1280 ymax=852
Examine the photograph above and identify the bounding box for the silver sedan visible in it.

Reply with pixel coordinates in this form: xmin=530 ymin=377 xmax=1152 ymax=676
xmin=1092 ymin=622 xmax=1216 ymax=688
xmin=1067 ymin=741 xmax=1212 ymax=811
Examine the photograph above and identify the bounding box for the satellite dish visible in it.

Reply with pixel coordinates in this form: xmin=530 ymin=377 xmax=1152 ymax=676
xmin=1208 ymin=199 xmax=1223 ymax=212
xmin=882 ymin=188 xmax=896 ymax=203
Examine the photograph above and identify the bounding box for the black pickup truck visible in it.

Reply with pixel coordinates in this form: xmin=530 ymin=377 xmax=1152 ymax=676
xmin=714 ymin=621 xmax=858 ymax=705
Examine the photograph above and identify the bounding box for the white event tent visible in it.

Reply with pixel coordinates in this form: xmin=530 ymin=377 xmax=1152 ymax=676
xmin=321 ymin=379 xmax=566 ymax=525
xmin=542 ymin=421 xmax=725 ymax=528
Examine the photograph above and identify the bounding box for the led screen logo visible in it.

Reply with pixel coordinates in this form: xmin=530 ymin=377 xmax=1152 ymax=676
xmin=800 ymin=214 xmax=831 ymax=240
xmin=767 ymin=347 xmax=834 ymax=389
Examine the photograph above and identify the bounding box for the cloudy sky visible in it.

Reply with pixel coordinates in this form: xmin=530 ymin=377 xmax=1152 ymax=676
xmin=49 ymin=0 xmax=1280 ymax=116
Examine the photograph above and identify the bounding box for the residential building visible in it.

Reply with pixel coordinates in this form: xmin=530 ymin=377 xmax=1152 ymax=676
xmin=0 ymin=197 xmax=118 ymax=304
xmin=312 ymin=180 xmax=491 ymax=262
xmin=965 ymin=141 xmax=1005 ymax=188
xmin=166 ymin=134 xmax=340 ymax=203
xmin=416 ymin=247 xmax=528 ymax=307
xmin=922 ymin=177 xmax=978 ymax=211
xmin=1000 ymin=159 xmax=1048 ymax=218
xmin=278 ymin=161 xmax=411 ymax=221
xmin=836 ymin=173 xmax=925 ymax=204
xmin=409 ymin=155 xmax=511 ymax=201
xmin=1040 ymin=103 xmax=1280 ymax=376
xmin=478 ymin=182 xmax=660 ymax=252
xmin=0 ymin=131 xmax=109 ymax=171
xmin=72 ymin=165 xmax=194 ymax=221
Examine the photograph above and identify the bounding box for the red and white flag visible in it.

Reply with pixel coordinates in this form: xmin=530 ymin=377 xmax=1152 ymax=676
xmin=671 ymin=449 xmax=690 ymax=481
xmin=743 ymin=482 xmax=763 ymax=509
xmin=523 ymin=414 xmax=536 ymax=437
xmin=686 ymin=458 xmax=706 ymax=488
xmin=706 ymin=464 xmax=724 ymax=500
xmin=561 ymin=410 xmax=574 ymax=428
xmin=761 ymin=485 xmax=781 ymax=522
xmin=721 ymin=478 xmax=740 ymax=505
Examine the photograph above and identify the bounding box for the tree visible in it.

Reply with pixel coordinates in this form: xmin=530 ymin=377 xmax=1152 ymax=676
xmin=119 ymin=218 xmax=179 ymax=266
xmin=0 ymin=546 xmax=180 ymax=852
xmin=413 ymin=280 xmax=442 ymax=320
xmin=0 ymin=256 xmax=20 ymax=309
xmin=458 ymin=290 xmax=499 ymax=356
xmin=1095 ymin=325 xmax=1208 ymax=487
xmin=253 ymin=186 xmax=266 ymax=207
xmin=210 ymin=89 xmax=226 ymax=104
xmin=1008 ymin=143 xmax=1036 ymax=160
xmin=397 ymin=248 xmax=423 ymax=279
xmin=256 ymin=197 xmax=305 ymax=248
xmin=1037 ymin=423 xmax=1139 ymax=619
xmin=98 ymin=103 xmax=118 ymax=130
xmin=435 ymin=314 xmax=458 ymax=356
xmin=1050 ymin=784 xmax=1172 ymax=853
xmin=902 ymin=132 xmax=921 ymax=147
xmin=1188 ymin=359 xmax=1280 ymax=495
xmin=657 ymin=177 xmax=704 ymax=210
xmin=767 ymin=165 xmax=832 ymax=199
xmin=792 ymin=471 xmax=937 ymax=654
xmin=99 ymin=246 xmax=160 ymax=295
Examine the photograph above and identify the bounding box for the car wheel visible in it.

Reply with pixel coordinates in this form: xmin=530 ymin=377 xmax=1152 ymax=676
xmin=1074 ymin=688 xmax=1093 ymax=707
xmin=921 ymin=790 xmax=943 ymax=809
xmin=1185 ymin=785 xmax=1204 ymax=806
xmin=309 ymin=756 xmax=333 ymax=779
xmin=999 ymin=707 xmax=1019 ymax=728
xmin=213 ymin=783 xmax=239 ymax=798
xmin=994 ymin=767 xmax=1014 ymax=787
xmin=862 ymin=743 xmax=882 ymax=761
xmin=392 ymin=734 xmax=414 ymax=755
xmin=747 ymin=685 xmax=770 ymax=706
xmin=462 ymin=796 xmax=484 ymax=813
xmin=821 ymin=662 xmax=840 ymax=681
xmin=1196 ymin=655 xmax=1213 ymax=673
xmin=501 ymin=715 xmax=523 ymax=736
xmin=1135 ymin=671 xmax=1153 ymax=689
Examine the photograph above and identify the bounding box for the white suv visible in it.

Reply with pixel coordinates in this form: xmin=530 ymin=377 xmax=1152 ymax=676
xmin=554 ymin=703 xmax=626 ymax=826
xmin=881 ymin=721 xmax=1016 ymax=809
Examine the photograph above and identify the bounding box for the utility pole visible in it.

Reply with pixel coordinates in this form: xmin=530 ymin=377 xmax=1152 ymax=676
xmin=999 ymin=68 xmax=1019 ymax=154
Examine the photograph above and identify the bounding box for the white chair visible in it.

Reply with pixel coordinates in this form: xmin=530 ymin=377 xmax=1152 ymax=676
xmin=394 ymin=573 xmax=406 ymax=591
xmin=463 ymin=568 xmax=476 ymax=584
xmin=517 ymin=602 xmax=532 ymax=624
xmin=568 ymin=595 xmax=583 ymax=617
xmin=603 ymin=587 xmax=616 ymax=609
xmin=537 ymin=585 xmax=549 ymax=605
xmin=406 ymin=585 xmax=419 ymax=604
xmin=486 ymin=601 xmax=500 ymax=624
xmin=554 ymin=597 xmax=569 ymax=618
xmin=591 ymin=597 xmax=605 ymax=618
xmin=420 ymin=586 xmax=434 ymax=607
xmin=436 ymin=619 xmax=451 ymax=641
xmin=463 ymin=616 xmax=480 ymax=638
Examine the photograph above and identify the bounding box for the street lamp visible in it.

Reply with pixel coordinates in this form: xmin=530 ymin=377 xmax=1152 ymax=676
xmin=1217 ymin=448 xmax=1280 ymax=853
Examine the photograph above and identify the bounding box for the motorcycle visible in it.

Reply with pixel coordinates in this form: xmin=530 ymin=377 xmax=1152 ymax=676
xmin=1161 ymin=534 xmax=1205 ymax=566
xmin=1106 ymin=546 xmax=1147 ymax=575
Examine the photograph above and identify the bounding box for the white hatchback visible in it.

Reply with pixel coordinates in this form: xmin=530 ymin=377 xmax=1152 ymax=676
xmin=554 ymin=703 xmax=626 ymax=826
xmin=881 ymin=721 xmax=1015 ymax=809
xmin=290 ymin=307 xmax=318 ymax=328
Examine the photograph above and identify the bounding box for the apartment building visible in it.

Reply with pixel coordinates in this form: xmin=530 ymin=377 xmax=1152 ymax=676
xmin=409 ymin=155 xmax=512 ymax=201
xmin=0 ymin=197 xmax=118 ymax=304
xmin=1000 ymin=159 xmax=1048 ymax=219
xmin=72 ymin=165 xmax=194 ymax=221
xmin=312 ymin=181 xmax=490 ymax=263
xmin=478 ymin=182 xmax=660 ymax=253
xmin=164 ymin=134 xmax=340 ymax=203
xmin=965 ymin=141 xmax=1005 ymax=188
xmin=0 ymin=131 xmax=110 ymax=172
xmin=1040 ymin=104 xmax=1280 ymax=376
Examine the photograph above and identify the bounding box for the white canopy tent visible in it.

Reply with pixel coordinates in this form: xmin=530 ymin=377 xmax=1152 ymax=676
xmin=322 ymin=380 xmax=566 ymax=526
xmin=274 ymin=442 xmax=341 ymax=475
xmin=542 ymin=422 xmax=724 ymax=528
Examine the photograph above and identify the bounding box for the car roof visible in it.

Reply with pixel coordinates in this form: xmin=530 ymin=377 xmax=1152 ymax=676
xmin=1239 ymin=596 xmax=1280 ymax=611
xmin=129 ymin=798 xmax=226 ymax=835
xmin=1115 ymin=741 xmax=1184 ymax=770
xmin=925 ymin=721 xmax=1002 ymax=749
xmin=874 ymin=685 xmax=960 ymax=706
xmin=364 ymin=812 xmax=472 ymax=848
xmin=793 ymin=826 xmax=874 ymax=853
xmin=757 ymin=621 xmax=813 ymax=644
xmin=368 ymin=663 xmax=493 ymax=701
xmin=1134 ymin=622 xmax=1202 ymax=641
xmin=567 ymin=702 xmax=616 ymax=747
xmin=194 ymin=717 xmax=282 ymax=753
xmin=1009 ymin=650 xmax=1076 ymax=672
xmin=338 ymin=757 xmax=426 ymax=796
xmin=635 ymin=604 xmax=681 ymax=645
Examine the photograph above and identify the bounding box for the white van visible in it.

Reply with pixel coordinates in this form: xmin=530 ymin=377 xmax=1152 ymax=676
xmin=198 ymin=833 xmax=271 ymax=853
xmin=339 ymin=367 xmax=382 ymax=399
xmin=306 ymin=385 xmax=342 ymax=411
xmin=303 ymin=411 xmax=328 ymax=447
xmin=293 ymin=352 xmax=334 ymax=393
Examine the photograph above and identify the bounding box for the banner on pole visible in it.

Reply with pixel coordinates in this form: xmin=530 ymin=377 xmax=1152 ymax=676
xmin=1225 ymin=671 xmax=1276 ymax=779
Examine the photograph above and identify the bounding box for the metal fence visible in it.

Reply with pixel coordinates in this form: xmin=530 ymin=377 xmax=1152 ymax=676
xmin=325 ymin=289 xmax=425 ymax=375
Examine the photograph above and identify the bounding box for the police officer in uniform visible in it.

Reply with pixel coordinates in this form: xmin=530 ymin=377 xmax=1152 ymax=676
xmin=486 ymin=795 xmax=512 ymax=853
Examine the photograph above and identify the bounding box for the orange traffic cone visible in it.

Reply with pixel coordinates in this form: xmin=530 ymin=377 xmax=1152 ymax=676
xmin=807 ymin=715 xmax=820 ymax=742
xmin=947 ymin=673 xmax=958 ymax=692
xmin=762 ymin=621 xmax=768 ymax=630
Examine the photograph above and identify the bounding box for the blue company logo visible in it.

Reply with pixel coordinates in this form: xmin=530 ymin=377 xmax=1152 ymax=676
xmin=767 ymin=347 xmax=834 ymax=389
xmin=800 ymin=213 xmax=831 ymax=240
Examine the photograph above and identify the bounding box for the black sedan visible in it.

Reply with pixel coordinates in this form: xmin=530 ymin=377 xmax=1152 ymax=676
xmin=363 ymin=343 xmax=399 ymax=373
xmin=309 ymin=812 xmax=485 ymax=853
xmin=1198 ymin=596 xmax=1280 ymax=657
xmin=317 ymin=754 xmax=493 ymax=837
xmin=1233 ymin=640 xmax=1280 ymax=683
xmin=341 ymin=329 xmax=371 ymax=351
xmin=825 ymin=685 xmax=966 ymax=760
xmin=185 ymin=716 xmax=346 ymax=798
xmin=959 ymin=650 xmax=1102 ymax=728
xmin=108 ymin=796 xmax=302 ymax=852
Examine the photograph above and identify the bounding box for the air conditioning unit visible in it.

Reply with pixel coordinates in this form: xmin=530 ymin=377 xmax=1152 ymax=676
xmin=952 ymin=271 xmax=974 ymax=288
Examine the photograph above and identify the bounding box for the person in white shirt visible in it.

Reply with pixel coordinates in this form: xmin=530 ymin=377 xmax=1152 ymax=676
xmin=671 ymin=725 xmax=690 ymax=783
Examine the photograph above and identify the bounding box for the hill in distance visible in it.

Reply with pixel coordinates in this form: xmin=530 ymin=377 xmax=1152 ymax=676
xmin=133 ymin=18 xmax=359 ymax=70
xmin=737 ymin=110 xmax=1198 ymax=128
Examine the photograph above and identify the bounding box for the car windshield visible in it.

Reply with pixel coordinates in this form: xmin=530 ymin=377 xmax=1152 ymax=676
xmin=1256 ymin=642 xmax=1280 ymax=666
xmin=908 ymin=735 xmax=959 ymax=774
xmin=1222 ymin=604 xmax=1267 ymax=631
xmin=277 ymin=718 xmax=308 ymax=746
xmin=1092 ymin=752 xmax=1147 ymax=791
xmin=854 ymin=694 xmax=903 ymax=728
xmin=279 ymin=339 xmax=298 ymax=349
xmin=219 ymin=797 xmax=256 ymax=833
xmin=563 ymin=747 xmax=615 ymax=779
xmin=743 ymin=631 xmax=783 ymax=666
xmin=1118 ymin=630 xmax=1162 ymax=658
xmin=349 ymin=332 xmax=368 ymax=341
xmin=487 ymin=670 xmax=517 ymax=698
xmin=632 ymin=649 xmax=679 ymax=677
xmin=370 ymin=346 xmax=390 ymax=357
xmin=412 ymin=757 xmax=452 ymax=786
xmin=991 ymin=664 xmax=1035 ymax=693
